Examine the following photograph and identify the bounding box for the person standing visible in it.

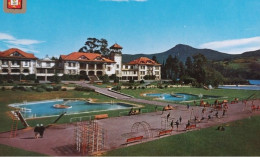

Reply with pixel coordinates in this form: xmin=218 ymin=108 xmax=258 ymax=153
xmin=167 ymin=113 xmax=170 ymax=122
xmin=39 ymin=124 xmax=45 ymax=138
xmin=34 ymin=124 xmax=40 ymax=139
xmin=179 ymin=116 xmax=182 ymax=124
xmin=175 ymin=120 xmax=179 ymax=131
xmin=170 ymin=120 xmax=174 ymax=130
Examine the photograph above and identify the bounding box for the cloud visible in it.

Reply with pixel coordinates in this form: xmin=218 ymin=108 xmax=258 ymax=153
xmin=5 ymin=39 xmax=44 ymax=45
xmin=200 ymin=36 xmax=260 ymax=54
xmin=0 ymin=33 xmax=15 ymax=40
xmin=0 ymin=32 xmax=44 ymax=53
xmin=101 ymin=0 xmax=147 ymax=2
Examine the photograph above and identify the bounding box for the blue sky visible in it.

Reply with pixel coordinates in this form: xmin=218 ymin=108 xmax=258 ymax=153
xmin=1 ymin=0 xmax=260 ymax=58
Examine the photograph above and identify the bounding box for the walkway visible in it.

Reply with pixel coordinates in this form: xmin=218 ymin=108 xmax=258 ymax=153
xmin=74 ymin=81 xmax=179 ymax=107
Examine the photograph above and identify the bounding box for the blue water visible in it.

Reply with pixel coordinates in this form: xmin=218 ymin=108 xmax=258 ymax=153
xmin=146 ymin=93 xmax=219 ymax=102
xmin=249 ymin=80 xmax=260 ymax=85
xmin=218 ymin=85 xmax=260 ymax=91
xmin=11 ymin=100 xmax=133 ymax=118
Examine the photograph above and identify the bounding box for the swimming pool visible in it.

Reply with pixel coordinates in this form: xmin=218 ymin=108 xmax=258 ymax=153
xmin=145 ymin=93 xmax=219 ymax=102
xmin=9 ymin=99 xmax=133 ymax=118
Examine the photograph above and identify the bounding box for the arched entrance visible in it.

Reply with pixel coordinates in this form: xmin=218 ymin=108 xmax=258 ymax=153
xmin=131 ymin=121 xmax=153 ymax=139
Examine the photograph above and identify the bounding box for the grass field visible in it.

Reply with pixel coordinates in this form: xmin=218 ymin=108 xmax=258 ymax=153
xmin=0 ymin=144 xmax=45 ymax=156
xmin=120 ymin=87 xmax=260 ymax=105
xmin=104 ymin=115 xmax=260 ymax=156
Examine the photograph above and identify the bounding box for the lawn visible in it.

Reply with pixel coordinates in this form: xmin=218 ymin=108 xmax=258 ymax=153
xmin=0 ymin=144 xmax=45 ymax=156
xmin=119 ymin=87 xmax=260 ymax=105
xmin=104 ymin=115 xmax=260 ymax=156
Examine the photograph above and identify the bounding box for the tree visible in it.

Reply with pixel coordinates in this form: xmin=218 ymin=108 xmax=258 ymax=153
xmin=172 ymin=55 xmax=179 ymax=80
xmin=185 ymin=56 xmax=193 ymax=77
xmin=165 ymin=55 xmax=173 ymax=79
xmin=51 ymin=72 xmax=61 ymax=84
xmin=152 ymin=56 xmax=158 ymax=63
xmin=101 ymin=74 xmax=110 ymax=84
xmin=179 ymin=61 xmax=185 ymax=78
xmin=79 ymin=38 xmax=110 ymax=56
xmin=192 ymin=53 xmax=207 ymax=84
xmin=98 ymin=38 xmax=110 ymax=56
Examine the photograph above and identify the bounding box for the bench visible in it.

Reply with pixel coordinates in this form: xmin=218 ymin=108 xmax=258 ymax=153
xmin=158 ymin=129 xmax=172 ymax=137
xmin=94 ymin=114 xmax=108 ymax=120
xmin=186 ymin=124 xmax=196 ymax=130
xmin=126 ymin=136 xmax=143 ymax=145
xmin=163 ymin=106 xmax=174 ymax=111
xmin=251 ymin=105 xmax=259 ymax=112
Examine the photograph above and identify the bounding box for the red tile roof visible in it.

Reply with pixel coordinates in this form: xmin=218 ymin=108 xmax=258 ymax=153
xmin=60 ymin=52 xmax=115 ymax=63
xmin=128 ymin=57 xmax=161 ymax=65
xmin=110 ymin=43 xmax=123 ymax=49
xmin=0 ymin=48 xmax=37 ymax=59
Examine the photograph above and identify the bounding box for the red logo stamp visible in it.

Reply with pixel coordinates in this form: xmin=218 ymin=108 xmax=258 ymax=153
xmin=4 ymin=0 xmax=26 ymax=13
xmin=7 ymin=0 xmax=22 ymax=9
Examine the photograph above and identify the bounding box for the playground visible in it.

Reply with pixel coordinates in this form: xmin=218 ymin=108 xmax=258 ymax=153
xmin=0 ymin=99 xmax=260 ymax=156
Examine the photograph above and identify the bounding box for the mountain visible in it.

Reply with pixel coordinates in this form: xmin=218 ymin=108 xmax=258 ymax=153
xmin=122 ymin=44 xmax=260 ymax=63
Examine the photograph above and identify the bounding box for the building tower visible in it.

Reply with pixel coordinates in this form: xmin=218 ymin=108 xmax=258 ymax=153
xmin=110 ymin=43 xmax=122 ymax=78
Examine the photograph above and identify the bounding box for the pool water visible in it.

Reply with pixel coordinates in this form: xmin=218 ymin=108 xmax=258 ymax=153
xmin=146 ymin=93 xmax=219 ymax=102
xmin=10 ymin=100 xmax=133 ymax=118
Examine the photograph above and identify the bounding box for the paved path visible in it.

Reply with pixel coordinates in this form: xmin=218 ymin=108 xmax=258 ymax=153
xmin=75 ymin=82 xmax=179 ymax=107
xmin=0 ymin=100 xmax=259 ymax=156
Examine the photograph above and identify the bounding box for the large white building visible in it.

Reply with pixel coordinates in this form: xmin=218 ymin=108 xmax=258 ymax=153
xmin=0 ymin=44 xmax=161 ymax=81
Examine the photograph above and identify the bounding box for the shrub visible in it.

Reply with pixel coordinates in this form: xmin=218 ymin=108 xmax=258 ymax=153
xmin=53 ymin=85 xmax=61 ymax=91
xmin=34 ymin=79 xmax=39 ymax=83
xmin=140 ymin=80 xmax=145 ymax=84
xmin=46 ymin=87 xmax=53 ymax=92
xmin=1 ymin=87 xmax=6 ymax=91
xmin=7 ymin=79 xmax=14 ymax=84
xmin=36 ymin=87 xmax=45 ymax=92
xmin=144 ymin=75 xmax=156 ymax=80
xmin=112 ymin=86 xmax=121 ymax=91
xmin=164 ymin=85 xmax=168 ymax=88
xmin=129 ymin=79 xmax=135 ymax=84
xmin=109 ymin=74 xmax=117 ymax=80
xmin=141 ymin=86 xmax=145 ymax=89
xmin=74 ymin=86 xmax=94 ymax=92
xmin=101 ymin=74 xmax=110 ymax=84
xmin=128 ymin=86 xmax=133 ymax=89
xmin=24 ymin=87 xmax=32 ymax=92
xmin=0 ymin=79 xmax=3 ymax=84
xmin=61 ymin=88 xmax=67 ymax=91
xmin=114 ymin=77 xmax=120 ymax=83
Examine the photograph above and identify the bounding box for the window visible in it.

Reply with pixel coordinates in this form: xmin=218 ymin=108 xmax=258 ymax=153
xmin=116 ymin=64 xmax=119 ymax=69
xmin=155 ymin=66 xmax=159 ymax=70
xmin=3 ymin=61 xmax=8 ymax=65
xmin=140 ymin=66 xmax=145 ymax=69
xmin=24 ymin=61 xmax=29 ymax=66
xmin=107 ymin=67 xmax=111 ymax=71
xmin=155 ymin=71 xmax=159 ymax=75
xmin=46 ymin=63 xmax=51 ymax=67
xmin=131 ymin=66 xmax=133 ymax=69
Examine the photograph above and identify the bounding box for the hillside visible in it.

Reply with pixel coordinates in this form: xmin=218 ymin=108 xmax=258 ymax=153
xmin=122 ymin=44 xmax=233 ymax=63
xmin=122 ymin=44 xmax=260 ymax=64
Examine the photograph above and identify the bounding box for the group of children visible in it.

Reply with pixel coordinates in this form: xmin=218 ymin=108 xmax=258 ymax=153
xmin=34 ymin=124 xmax=45 ymax=139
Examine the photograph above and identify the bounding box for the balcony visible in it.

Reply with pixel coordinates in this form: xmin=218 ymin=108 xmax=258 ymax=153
xmin=11 ymin=64 xmax=20 ymax=68
xmin=1 ymin=64 xmax=8 ymax=68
